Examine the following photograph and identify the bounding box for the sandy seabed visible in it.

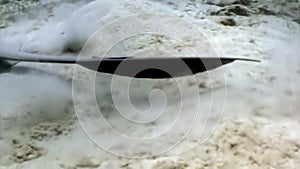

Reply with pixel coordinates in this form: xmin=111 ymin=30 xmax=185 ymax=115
xmin=0 ymin=0 xmax=300 ymax=168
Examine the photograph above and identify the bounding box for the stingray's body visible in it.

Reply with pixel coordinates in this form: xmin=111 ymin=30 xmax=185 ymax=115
xmin=0 ymin=49 xmax=259 ymax=79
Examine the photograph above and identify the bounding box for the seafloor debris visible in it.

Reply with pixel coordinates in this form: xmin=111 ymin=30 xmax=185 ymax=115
xmin=85 ymin=119 xmax=300 ymax=169
xmin=11 ymin=139 xmax=46 ymax=163
xmin=206 ymin=0 xmax=299 ymax=22
xmin=0 ymin=0 xmax=40 ymax=28
xmin=151 ymin=158 xmax=188 ymax=169
xmin=178 ymin=120 xmax=300 ymax=168
xmin=218 ymin=17 xmax=237 ymax=26
xmin=29 ymin=120 xmax=74 ymax=141
xmin=211 ymin=5 xmax=253 ymax=16
xmin=204 ymin=0 xmax=251 ymax=7
xmin=294 ymin=18 xmax=300 ymax=25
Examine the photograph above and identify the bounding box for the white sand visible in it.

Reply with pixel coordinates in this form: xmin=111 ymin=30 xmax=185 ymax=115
xmin=0 ymin=0 xmax=299 ymax=168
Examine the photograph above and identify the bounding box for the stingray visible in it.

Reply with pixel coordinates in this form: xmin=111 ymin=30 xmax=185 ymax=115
xmin=0 ymin=49 xmax=259 ymax=79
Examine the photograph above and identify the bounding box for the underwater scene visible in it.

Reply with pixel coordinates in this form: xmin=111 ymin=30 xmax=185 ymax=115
xmin=0 ymin=0 xmax=299 ymax=168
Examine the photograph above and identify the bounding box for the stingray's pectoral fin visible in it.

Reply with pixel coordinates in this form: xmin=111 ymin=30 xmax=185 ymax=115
xmin=0 ymin=58 xmax=17 ymax=73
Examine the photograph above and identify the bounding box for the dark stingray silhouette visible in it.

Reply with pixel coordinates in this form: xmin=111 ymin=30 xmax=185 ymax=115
xmin=0 ymin=49 xmax=259 ymax=79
